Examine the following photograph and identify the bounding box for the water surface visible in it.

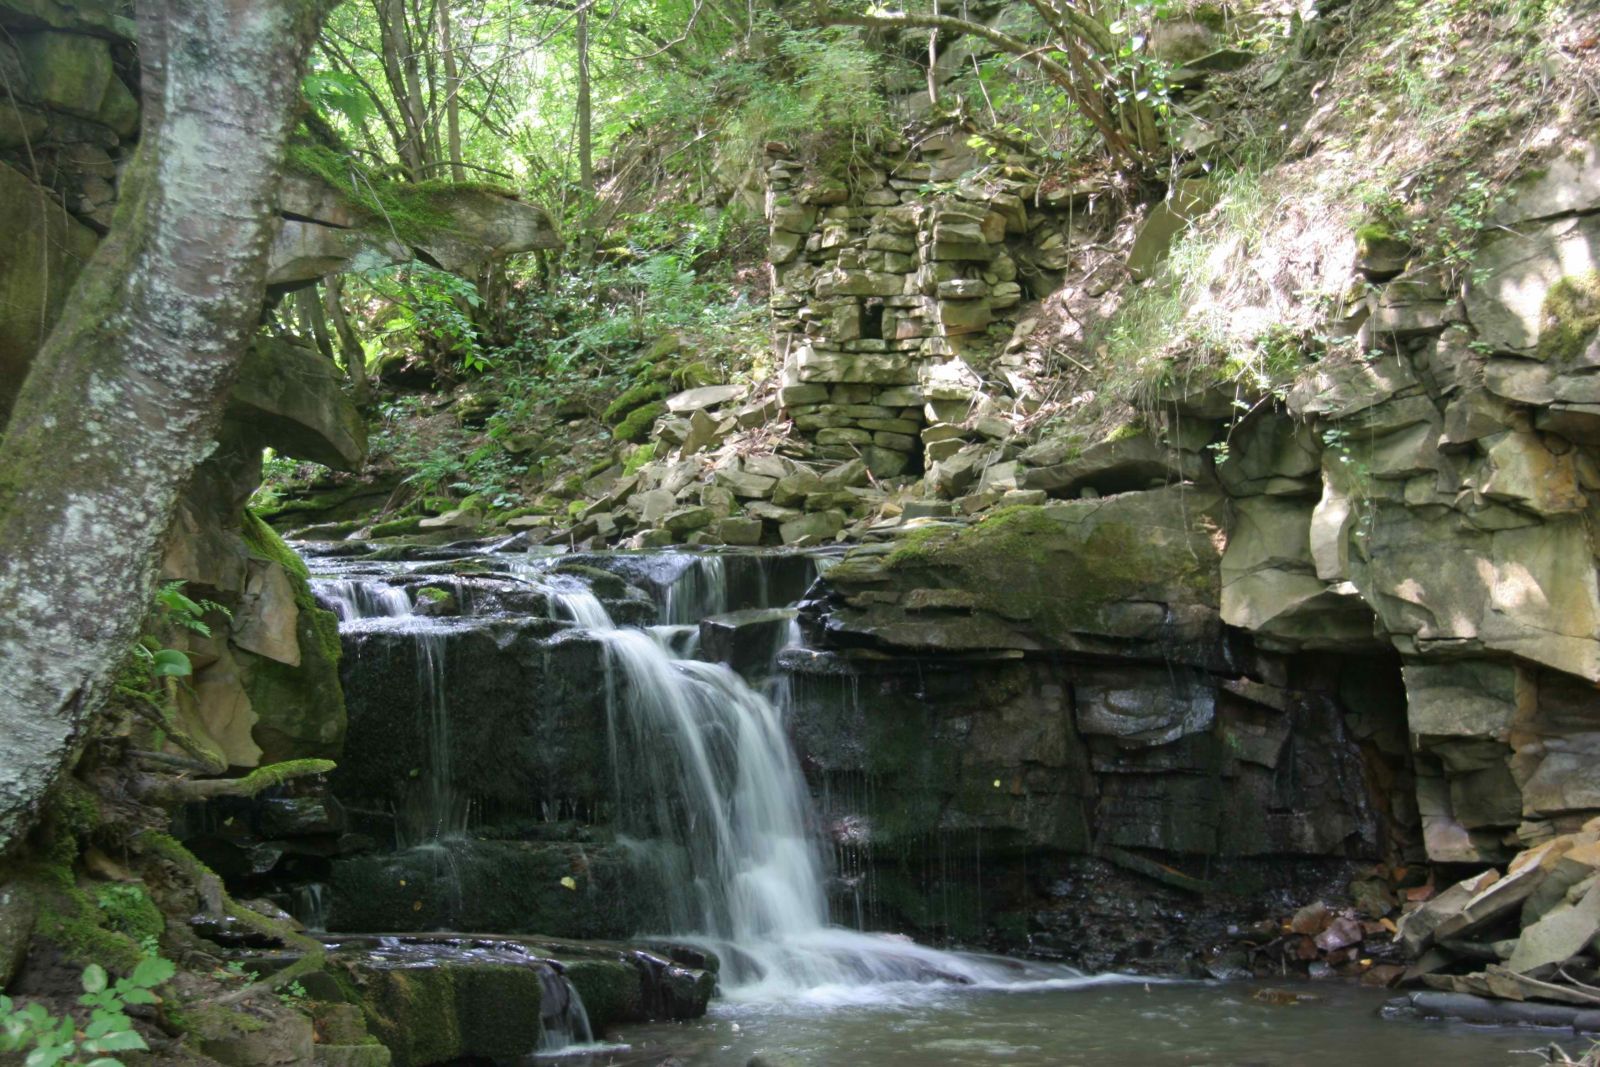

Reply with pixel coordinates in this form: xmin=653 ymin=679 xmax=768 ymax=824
xmin=596 ymin=980 xmax=1551 ymax=1066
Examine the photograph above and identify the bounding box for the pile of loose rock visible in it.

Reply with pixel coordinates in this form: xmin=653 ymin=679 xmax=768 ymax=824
xmin=1396 ymin=822 xmax=1600 ymax=1005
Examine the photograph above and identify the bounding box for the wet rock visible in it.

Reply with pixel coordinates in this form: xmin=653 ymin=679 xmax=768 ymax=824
xmin=700 ymin=608 xmax=797 ymax=677
xmin=1290 ymin=901 xmax=1332 ymax=936
xmin=1507 ymin=879 xmax=1600 ymax=973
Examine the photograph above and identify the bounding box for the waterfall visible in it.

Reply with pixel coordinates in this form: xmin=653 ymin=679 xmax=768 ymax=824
xmin=552 ymin=578 xmax=1047 ymax=1001
xmin=316 ymin=578 xmax=412 ymax=621
xmin=313 ymin=574 xmax=464 ymax=847
xmin=536 ymin=970 xmax=595 ymax=1052
xmin=661 ymin=554 xmax=728 ymax=624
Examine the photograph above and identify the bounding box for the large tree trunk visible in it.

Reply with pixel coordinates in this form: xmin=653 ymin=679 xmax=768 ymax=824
xmin=0 ymin=0 xmax=332 ymax=853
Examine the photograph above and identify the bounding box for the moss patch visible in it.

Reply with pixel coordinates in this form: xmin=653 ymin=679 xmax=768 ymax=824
xmin=613 ymin=400 xmax=666 ymax=443
xmin=865 ymin=496 xmax=1223 ymax=645
xmin=561 ymin=959 xmax=641 ymax=1033
xmin=93 ymin=884 xmax=164 ymax=945
xmin=285 ymin=141 xmax=519 ymax=247
xmin=602 ymin=382 xmax=668 ymax=425
xmin=1540 ymin=271 xmax=1600 ymax=363
xmin=240 ymin=511 xmax=347 ymax=762
xmin=351 ymin=962 xmax=543 ymax=1067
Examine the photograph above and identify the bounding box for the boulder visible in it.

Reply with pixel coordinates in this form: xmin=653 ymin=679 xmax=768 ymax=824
xmin=229 ymin=337 xmax=368 ymax=470
xmin=714 ymin=468 xmax=778 ymax=499
xmin=779 ymin=510 xmax=846 ymax=545
xmin=14 ymin=30 xmax=137 ymax=133
xmin=662 ymin=506 xmax=716 ymax=535
xmin=1127 ymin=179 xmax=1217 ymax=280
xmin=0 ymin=161 xmax=100 ymax=422
xmin=1507 ymin=880 xmax=1600 ymax=974
xmin=1494 ymin=135 xmax=1600 ymax=224
xmin=1396 ymin=869 xmax=1500 ymax=954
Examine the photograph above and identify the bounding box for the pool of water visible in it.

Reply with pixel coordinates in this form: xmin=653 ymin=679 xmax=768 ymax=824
xmin=574 ymin=979 xmax=1556 ymax=1066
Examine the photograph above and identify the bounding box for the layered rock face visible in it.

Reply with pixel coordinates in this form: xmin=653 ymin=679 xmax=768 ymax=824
xmin=781 ymin=128 xmax=1600 ymax=974
xmin=792 ymin=492 xmax=1413 ymax=967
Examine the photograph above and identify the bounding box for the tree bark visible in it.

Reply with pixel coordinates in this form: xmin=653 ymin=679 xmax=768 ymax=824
xmin=576 ymin=3 xmax=594 ymax=197
xmin=0 ymin=0 xmax=333 ymax=853
xmin=323 ymin=273 xmax=372 ymax=404
xmin=437 ymin=0 xmax=465 ymax=181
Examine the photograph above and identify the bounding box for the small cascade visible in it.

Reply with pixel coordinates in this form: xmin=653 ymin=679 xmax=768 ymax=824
xmin=404 ymin=626 xmax=466 ymax=846
xmin=291 ymin=882 xmax=330 ymax=932
xmin=316 ymin=578 xmax=412 ymax=621
xmin=660 ymin=553 xmax=727 ymax=624
xmin=312 ymin=572 xmax=466 ymax=849
xmin=535 ymin=970 xmax=595 ymax=1053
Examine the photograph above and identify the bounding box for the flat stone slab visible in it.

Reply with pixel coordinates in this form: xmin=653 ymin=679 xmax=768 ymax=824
xmin=666 ymin=384 xmax=747 ymax=413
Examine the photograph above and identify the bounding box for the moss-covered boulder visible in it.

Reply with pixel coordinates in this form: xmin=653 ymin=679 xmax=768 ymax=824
xmin=821 ymin=489 xmax=1226 ymax=654
xmin=343 ymin=957 xmax=543 ymax=1067
xmin=239 ymin=512 xmax=346 ymax=763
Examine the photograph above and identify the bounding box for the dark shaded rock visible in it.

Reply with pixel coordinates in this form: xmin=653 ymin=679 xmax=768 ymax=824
xmin=327 ymin=839 xmax=667 ymax=939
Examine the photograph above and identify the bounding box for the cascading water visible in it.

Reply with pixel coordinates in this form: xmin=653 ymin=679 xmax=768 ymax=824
xmin=317 ymin=578 xmax=412 ymax=621
xmin=552 ymin=571 xmax=1079 ymax=1002
xmin=313 ymin=576 xmax=465 ymax=846
xmin=310 ymin=548 xmax=1105 ymax=1013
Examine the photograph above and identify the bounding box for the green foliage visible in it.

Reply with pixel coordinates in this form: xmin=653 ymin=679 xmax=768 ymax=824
xmin=723 ymin=24 xmax=899 ymax=159
xmin=0 ymin=957 xmax=174 ymax=1067
xmin=360 ymin=261 xmax=488 ymax=373
xmin=301 ymin=71 xmax=373 ymax=126
xmin=124 ymin=581 xmax=231 ymax=685
xmin=92 ymin=886 xmax=162 ymax=949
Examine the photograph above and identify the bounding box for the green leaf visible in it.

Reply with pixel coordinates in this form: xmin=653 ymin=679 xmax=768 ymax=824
xmin=81 ymin=964 xmax=108 ymax=994
xmin=118 ymin=989 xmax=157 ymax=1006
xmin=130 ymin=956 xmax=175 ymax=988
xmin=149 ymin=649 xmax=192 ymax=678
xmin=85 ymin=1030 xmax=148 ymax=1053
xmin=26 ymin=1045 xmax=69 ymax=1067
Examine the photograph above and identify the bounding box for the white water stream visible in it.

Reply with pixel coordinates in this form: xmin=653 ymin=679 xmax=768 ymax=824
xmin=550 ymin=571 xmax=1099 ymax=1004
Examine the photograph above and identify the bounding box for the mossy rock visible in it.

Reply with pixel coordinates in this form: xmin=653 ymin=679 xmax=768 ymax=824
xmin=240 ymin=512 xmax=347 ymax=762
xmin=561 ymin=959 xmax=642 ymax=1032
xmin=1540 ymin=271 xmax=1600 ymax=363
xmin=20 ymin=863 xmax=148 ymax=975
xmin=369 ymin=516 xmax=425 ymax=538
xmin=549 ymin=563 xmax=634 ymax=600
xmin=602 ymin=382 xmax=668 ymax=426
xmin=284 ymin=141 xmax=519 ymax=248
xmin=670 ymin=361 xmax=716 ymax=389
xmin=613 ymin=400 xmax=666 ymax=444
xmin=836 ymin=491 xmax=1226 ymax=649
xmin=352 ymin=962 xmax=543 ymax=1067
